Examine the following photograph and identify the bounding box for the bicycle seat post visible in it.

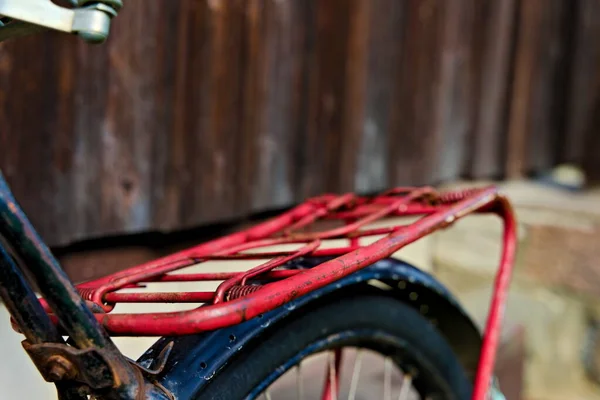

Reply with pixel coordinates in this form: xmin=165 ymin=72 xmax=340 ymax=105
xmin=0 ymin=0 xmax=122 ymax=44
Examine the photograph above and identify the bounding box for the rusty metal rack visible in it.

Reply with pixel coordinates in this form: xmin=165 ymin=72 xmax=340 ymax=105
xmin=20 ymin=186 xmax=516 ymax=400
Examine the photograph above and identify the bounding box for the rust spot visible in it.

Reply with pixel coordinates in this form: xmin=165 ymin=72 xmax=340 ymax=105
xmin=239 ymin=306 xmax=247 ymax=322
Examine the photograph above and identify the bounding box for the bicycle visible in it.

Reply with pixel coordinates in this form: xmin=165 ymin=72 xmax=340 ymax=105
xmin=0 ymin=2 xmax=516 ymax=399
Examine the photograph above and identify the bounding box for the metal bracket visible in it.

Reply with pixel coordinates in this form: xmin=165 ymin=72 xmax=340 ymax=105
xmin=0 ymin=0 xmax=122 ymax=43
xmin=22 ymin=340 xmax=114 ymax=389
xmin=131 ymin=341 xmax=174 ymax=380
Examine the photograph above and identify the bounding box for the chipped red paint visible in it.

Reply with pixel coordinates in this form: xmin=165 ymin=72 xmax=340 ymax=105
xmin=12 ymin=186 xmax=517 ymax=400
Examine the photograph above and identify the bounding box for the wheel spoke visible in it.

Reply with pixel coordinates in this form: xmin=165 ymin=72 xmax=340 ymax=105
xmin=259 ymin=348 xmax=417 ymax=400
xmin=321 ymin=349 xmax=342 ymax=400
xmin=347 ymin=349 xmax=363 ymax=400
xmin=297 ymin=362 xmax=303 ymax=400
xmin=264 ymin=389 xmax=272 ymax=400
xmin=330 ymin=351 xmax=337 ymax=400
xmin=384 ymin=357 xmax=392 ymax=400
xmin=397 ymin=374 xmax=412 ymax=400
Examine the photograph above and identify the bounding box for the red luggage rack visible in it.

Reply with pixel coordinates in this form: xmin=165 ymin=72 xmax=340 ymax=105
xmin=30 ymin=186 xmax=517 ymax=399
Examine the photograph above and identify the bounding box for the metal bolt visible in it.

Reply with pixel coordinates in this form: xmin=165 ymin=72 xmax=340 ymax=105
xmin=46 ymin=356 xmax=75 ymax=382
xmin=48 ymin=365 xmax=66 ymax=381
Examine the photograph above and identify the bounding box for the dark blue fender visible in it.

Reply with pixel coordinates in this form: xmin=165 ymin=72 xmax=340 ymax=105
xmin=139 ymin=258 xmax=483 ymax=399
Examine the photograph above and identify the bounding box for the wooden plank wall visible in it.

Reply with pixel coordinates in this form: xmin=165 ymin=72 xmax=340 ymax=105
xmin=0 ymin=0 xmax=598 ymax=247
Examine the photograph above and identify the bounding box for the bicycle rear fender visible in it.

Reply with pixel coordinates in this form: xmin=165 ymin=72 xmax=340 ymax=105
xmin=139 ymin=258 xmax=482 ymax=399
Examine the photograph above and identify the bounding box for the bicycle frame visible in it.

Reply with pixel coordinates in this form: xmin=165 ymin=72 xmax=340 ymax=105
xmin=0 ymin=171 xmax=170 ymax=399
xmin=0 ymin=164 xmax=518 ymax=399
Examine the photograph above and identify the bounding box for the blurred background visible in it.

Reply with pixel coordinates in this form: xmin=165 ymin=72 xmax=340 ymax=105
xmin=1 ymin=0 xmax=600 ymax=399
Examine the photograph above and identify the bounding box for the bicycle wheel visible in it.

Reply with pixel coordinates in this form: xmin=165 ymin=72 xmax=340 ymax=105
xmin=197 ymin=294 xmax=472 ymax=400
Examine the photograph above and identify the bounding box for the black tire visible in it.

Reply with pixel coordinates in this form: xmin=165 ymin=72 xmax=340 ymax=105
xmin=197 ymin=295 xmax=473 ymax=400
